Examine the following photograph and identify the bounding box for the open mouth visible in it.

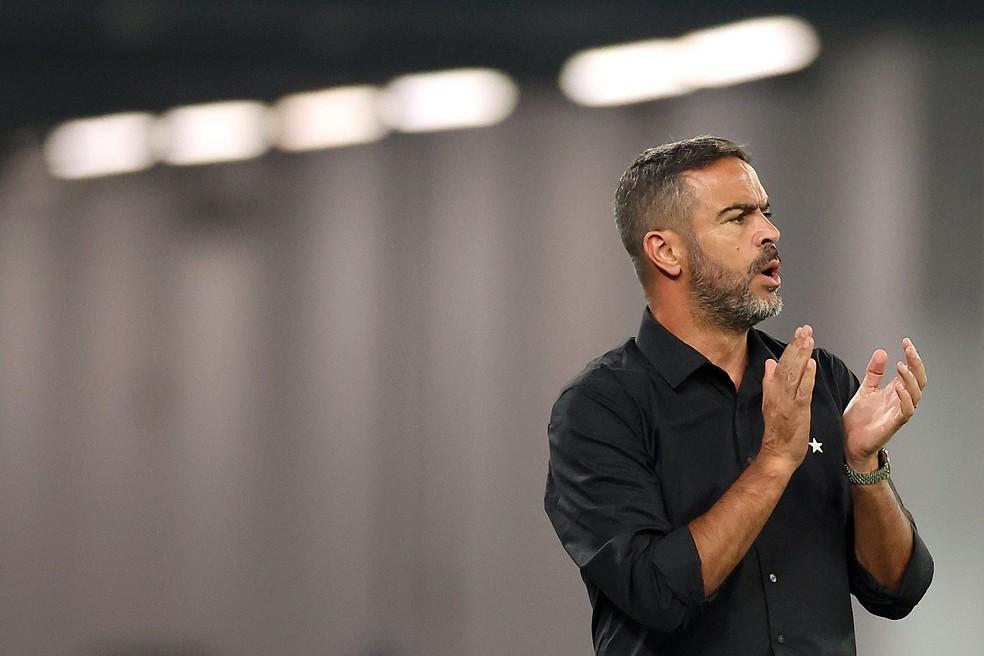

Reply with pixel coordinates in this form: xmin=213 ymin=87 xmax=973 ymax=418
xmin=759 ymin=259 xmax=781 ymax=287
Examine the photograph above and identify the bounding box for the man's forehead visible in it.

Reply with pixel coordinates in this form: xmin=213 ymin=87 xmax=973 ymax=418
xmin=682 ymin=157 xmax=768 ymax=207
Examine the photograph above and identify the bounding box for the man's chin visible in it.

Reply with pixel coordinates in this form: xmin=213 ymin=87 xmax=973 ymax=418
xmin=750 ymin=297 xmax=783 ymax=324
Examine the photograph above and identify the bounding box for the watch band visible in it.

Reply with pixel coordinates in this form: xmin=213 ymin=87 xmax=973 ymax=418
xmin=844 ymin=449 xmax=891 ymax=485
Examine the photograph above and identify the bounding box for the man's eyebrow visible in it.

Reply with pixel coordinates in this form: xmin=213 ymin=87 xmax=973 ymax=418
xmin=716 ymin=200 xmax=771 ymax=217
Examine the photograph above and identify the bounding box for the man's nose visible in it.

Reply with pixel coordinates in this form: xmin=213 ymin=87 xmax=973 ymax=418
xmin=757 ymin=214 xmax=780 ymax=246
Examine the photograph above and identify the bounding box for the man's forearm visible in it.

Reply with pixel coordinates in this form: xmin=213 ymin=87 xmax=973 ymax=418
xmin=688 ymin=326 xmax=814 ymax=597
xmin=848 ymin=453 xmax=913 ymax=590
xmin=689 ymin=455 xmax=794 ymax=596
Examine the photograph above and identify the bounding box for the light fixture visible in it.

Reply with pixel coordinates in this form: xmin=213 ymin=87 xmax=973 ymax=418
xmin=155 ymin=100 xmax=273 ymax=166
xmin=559 ymin=16 xmax=821 ymax=107
xmin=276 ymin=85 xmax=388 ymax=151
xmin=559 ymin=40 xmax=690 ymax=107
xmin=44 ymin=112 xmax=155 ymax=179
xmin=378 ymin=68 xmax=519 ymax=133
xmin=681 ymin=16 xmax=821 ymax=88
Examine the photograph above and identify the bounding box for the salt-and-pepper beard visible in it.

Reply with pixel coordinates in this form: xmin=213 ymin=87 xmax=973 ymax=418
xmin=686 ymin=236 xmax=784 ymax=332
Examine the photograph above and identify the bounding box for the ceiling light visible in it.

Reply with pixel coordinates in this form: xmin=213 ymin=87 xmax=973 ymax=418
xmin=559 ymin=16 xmax=821 ymax=107
xmin=276 ymin=85 xmax=387 ymax=151
xmin=681 ymin=16 xmax=821 ymax=88
xmin=559 ymin=40 xmax=690 ymax=107
xmin=155 ymin=101 xmax=272 ymax=166
xmin=44 ymin=112 xmax=155 ymax=179
xmin=379 ymin=68 xmax=519 ymax=133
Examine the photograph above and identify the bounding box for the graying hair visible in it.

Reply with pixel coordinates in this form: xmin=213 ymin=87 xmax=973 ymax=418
xmin=614 ymin=135 xmax=750 ymax=282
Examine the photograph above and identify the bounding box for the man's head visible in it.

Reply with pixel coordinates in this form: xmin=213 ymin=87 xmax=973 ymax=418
xmin=614 ymin=135 xmax=783 ymax=330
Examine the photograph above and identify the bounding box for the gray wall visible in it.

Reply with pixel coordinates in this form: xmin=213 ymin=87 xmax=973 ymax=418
xmin=0 ymin=29 xmax=980 ymax=655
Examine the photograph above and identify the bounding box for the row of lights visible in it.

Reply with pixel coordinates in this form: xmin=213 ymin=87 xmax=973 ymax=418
xmin=560 ymin=16 xmax=819 ymax=106
xmin=44 ymin=16 xmax=819 ymax=180
xmin=45 ymin=69 xmax=518 ymax=179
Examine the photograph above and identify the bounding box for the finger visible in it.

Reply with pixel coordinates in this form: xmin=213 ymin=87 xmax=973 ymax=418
xmin=778 ymin=325 xmax=806 ymax=364
xmin=896 ymin=383 xmax=915 ymax=422
xmin=796 ymin=358 xmax=817 ymax=403
xmin=775 ymin=328 xmax=803 ymax=379
xmin=777 ymin=326 xmax=803 ymax=366
xmin=896 ymin=360 xmax=922 ymax=406
xmin=861 ymin=349 xmax=888 ymax=390
xmin=775 ymin=326 xmax=813 ymax=392
xmin=785 ymin=331 xmax=814 ymax=389
xmin=764 ymin=358 xmax=778 ymax=385
xmin=902 ymin=338 xmax=928 ymax=389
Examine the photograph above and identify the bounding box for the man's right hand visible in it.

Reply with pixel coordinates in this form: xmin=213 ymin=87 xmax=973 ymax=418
xmin=690 ymin=324 xmax=818 ymax=595
xmin=759 ymin=324 xmax=817 ymax=471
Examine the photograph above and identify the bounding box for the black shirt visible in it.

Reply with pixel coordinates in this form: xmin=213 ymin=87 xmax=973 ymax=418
xmin=544 ymin=307 xmax=933 ymax=656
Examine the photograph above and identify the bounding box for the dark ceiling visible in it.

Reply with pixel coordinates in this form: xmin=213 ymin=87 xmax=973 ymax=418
xmin=1 ymin=0 xmax=981 ymax=130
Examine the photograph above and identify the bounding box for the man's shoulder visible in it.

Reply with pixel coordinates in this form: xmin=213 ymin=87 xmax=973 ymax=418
xmin=558 ymin=338 xmax=652 ymax=401
xmin=549 ymin=339 xmax=653 ymax=435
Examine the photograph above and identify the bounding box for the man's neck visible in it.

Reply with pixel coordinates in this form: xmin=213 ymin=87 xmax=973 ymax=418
xmin=649 ymin=301 xmax=750 ymax=389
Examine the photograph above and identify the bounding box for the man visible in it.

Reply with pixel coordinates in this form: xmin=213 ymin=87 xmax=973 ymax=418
xmin=544 ymin=136 xmax=933 ymax=655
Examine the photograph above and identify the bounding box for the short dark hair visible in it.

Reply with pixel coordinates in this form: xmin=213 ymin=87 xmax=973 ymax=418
xmin=614 ymin=135 xmax=750 ymax=282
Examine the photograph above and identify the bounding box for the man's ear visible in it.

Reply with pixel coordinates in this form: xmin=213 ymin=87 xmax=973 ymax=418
xmin=642 ymin=229 xmax=684 ymax=277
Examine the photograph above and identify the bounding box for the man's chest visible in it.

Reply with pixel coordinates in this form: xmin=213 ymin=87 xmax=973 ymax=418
xmin=640 ymin=375 xmax=849 ymax=527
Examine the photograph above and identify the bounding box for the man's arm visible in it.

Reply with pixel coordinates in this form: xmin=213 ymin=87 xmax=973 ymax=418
xmin=848 ymin=473 xmax=913 ymax=590
xmin=842 ymin=338 xmax=929 ymax=590
xmin=545 ymin=325 xmax=817 ymax=633
xmin=847 ymin=480 xmax=934 ymax=619
xmin=690 ymin=325 xmax=815 ymax=595
xmin=546 ymin=382 xmax=706 ymax=634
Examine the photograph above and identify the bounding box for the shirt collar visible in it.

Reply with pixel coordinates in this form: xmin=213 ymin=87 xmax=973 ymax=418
xmin=635 ymin=306 xmax=777 ymax=390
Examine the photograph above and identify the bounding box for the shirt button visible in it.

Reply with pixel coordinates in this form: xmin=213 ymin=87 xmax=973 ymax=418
xmin=745 ymin=455 xmax=754 ymax=465
xmin=769 ymin=573 xmax=778 ymax=583
xmin=776 ymin=633 xmax=785 ymax=644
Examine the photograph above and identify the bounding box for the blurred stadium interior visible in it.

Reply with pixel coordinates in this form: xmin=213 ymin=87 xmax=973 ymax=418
xmin=1 ymin=2 xmax=983 ymax=655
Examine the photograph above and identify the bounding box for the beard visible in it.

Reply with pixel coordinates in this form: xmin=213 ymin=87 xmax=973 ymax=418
xmin=687 ymin=237 xmax=783 ymax=332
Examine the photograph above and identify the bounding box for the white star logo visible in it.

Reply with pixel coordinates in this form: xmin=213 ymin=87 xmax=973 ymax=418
xmin=808 ymin=438 xmax=823 ymax=454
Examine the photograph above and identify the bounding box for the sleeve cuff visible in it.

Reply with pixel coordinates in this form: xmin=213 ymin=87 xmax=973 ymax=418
xmin=651 ymin=525 xmax=706 ymax=605
xmin=852 ymin=523 xmax=934 ymax=619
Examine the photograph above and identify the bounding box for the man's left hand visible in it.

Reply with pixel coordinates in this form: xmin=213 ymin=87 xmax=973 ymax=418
xmin=842 ymin=338 xmax=928 ymax=470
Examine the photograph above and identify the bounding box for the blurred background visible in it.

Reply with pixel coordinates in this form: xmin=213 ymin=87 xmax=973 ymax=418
xmin=1 ymin=1 xmax=982 ymax=654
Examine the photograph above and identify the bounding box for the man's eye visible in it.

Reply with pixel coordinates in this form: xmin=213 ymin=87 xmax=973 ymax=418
xmin=730 ymin=215 xmax=746 ymax=223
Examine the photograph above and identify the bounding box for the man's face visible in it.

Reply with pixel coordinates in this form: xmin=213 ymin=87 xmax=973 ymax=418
xmin=680 ymin=157 xmax=783 ymax=331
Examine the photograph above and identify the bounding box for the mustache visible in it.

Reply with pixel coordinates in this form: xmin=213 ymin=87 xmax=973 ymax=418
xmin=749 ymin=244 xmax=781 ymax=275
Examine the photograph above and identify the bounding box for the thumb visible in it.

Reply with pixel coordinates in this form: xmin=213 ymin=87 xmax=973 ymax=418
xmin=862 ymin=349 xmax=888 ymax=390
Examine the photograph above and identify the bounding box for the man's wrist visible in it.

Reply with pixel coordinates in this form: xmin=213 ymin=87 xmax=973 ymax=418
xmin=752 ymin=449 xmax=798 ymax=479
xmin=845 ymin=449 xmax=891 ymax=485
xmin=845 ymin=452 xmax=880 ymax=473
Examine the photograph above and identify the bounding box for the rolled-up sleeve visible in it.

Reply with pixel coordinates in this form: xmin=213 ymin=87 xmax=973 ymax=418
xmin=848 ymin=487 xmax=935 ymax=619
xmin=544 ymin=384 xmax=706 ymax=634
